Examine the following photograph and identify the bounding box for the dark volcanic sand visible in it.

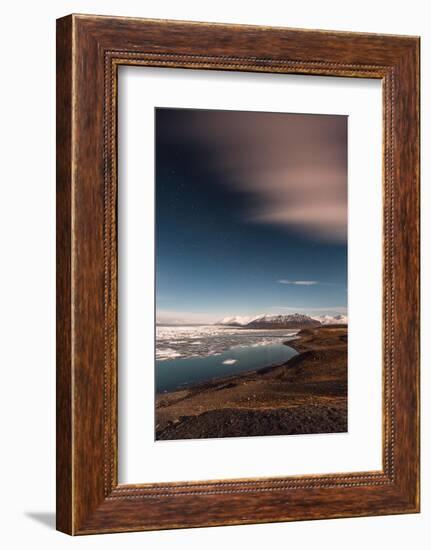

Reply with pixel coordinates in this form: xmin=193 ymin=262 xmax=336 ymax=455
xmin=155 ymin=326 xmax=348 ymax=440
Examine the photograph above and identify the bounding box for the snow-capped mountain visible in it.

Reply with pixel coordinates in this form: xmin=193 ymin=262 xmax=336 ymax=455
xmin=218 ymin=313 xmax=321 ymax=329
xmin=218 ymin=315 xmax=259 ymax=327
xmin=312 ymin=314 xmax=348 ymax=325
xmin=246 ymin=313 xmax=321 ymax=329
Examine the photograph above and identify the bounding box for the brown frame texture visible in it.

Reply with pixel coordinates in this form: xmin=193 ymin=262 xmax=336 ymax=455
xmin=56 ymin=14 xmax=420 ymax=535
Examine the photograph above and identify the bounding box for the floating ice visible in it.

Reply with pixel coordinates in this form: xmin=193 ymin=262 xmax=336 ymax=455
xmin=156 ymin=325 xmax=298 ymax=361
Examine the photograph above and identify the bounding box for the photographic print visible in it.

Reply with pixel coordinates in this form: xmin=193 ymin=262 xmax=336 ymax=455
xmin=155 ymin=107 xmax=347 ymax=441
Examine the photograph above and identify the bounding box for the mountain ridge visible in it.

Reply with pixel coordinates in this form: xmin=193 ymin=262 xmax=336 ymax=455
xmin=217 ymin=312 xmax=347 ymax=329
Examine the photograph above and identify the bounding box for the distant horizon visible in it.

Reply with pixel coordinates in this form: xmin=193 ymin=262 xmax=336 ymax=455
xmin=156 ymin=309 xmax=348 ymax=326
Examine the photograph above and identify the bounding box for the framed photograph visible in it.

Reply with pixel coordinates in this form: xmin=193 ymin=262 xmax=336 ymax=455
xmin=56 ymin=14 xmax=420 ymax=534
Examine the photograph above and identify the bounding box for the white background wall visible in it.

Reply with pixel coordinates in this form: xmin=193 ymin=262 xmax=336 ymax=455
xmin=0 ymin=1 xmax=428 ymax=548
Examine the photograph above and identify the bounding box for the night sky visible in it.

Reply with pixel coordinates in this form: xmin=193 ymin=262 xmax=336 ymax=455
xmin=155 ymin=108 xmax=347 ymax=324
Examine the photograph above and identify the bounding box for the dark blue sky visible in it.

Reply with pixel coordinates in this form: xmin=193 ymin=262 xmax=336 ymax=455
xmin=155 ymin=108 xmax=347 ymax=324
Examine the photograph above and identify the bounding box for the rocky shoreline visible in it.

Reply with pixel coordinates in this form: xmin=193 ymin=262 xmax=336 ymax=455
xmin=155 ymin=325 xmax=348 ymax=440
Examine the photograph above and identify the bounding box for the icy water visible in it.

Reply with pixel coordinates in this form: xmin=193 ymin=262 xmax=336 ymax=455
xmin=156 ymin=325 xmax=298 ymax=392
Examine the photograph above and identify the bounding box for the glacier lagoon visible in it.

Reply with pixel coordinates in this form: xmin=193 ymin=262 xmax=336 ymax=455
xmin=156 ymin=325 xmax=298 ymax=393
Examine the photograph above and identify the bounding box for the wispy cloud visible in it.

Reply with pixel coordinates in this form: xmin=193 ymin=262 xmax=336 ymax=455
xmin=277 ymin=279 xmax=319 ymax=286
xmin=159 ymin=110 xmax=347 ymax=242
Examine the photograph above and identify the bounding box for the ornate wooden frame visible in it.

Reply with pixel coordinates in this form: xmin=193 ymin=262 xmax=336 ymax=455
xmin=56 ymin=14 xmax=420 ymax=534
